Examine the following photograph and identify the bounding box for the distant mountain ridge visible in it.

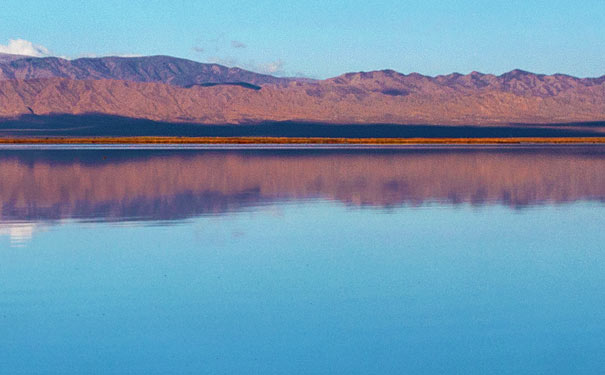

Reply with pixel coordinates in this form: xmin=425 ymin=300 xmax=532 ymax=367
xmin=0 ymin=53 xmax=31 ymax=63
xmin=0 ymin=54 xmax=291 ymax=87
xmin=0 ymin=53 xmax=604 ymax=125
xmin=327 ymin=69 xmax=605 ymax=98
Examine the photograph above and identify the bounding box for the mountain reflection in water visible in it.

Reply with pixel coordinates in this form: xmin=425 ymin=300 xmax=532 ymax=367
xmin=0 ymin=146 xmax=604 ymax=222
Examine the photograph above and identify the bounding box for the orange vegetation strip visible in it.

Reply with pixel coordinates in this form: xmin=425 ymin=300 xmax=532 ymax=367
xmin=1 ymin=137 xmax=605 ymax=144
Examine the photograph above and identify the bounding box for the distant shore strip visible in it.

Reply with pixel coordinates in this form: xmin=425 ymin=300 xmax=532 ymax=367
xmin=1 ymin=137 xmax=605 ymax=144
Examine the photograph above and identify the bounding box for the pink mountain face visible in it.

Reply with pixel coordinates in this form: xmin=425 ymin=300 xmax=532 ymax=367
xmin=0 ymin=54 xmax=604 ymax=125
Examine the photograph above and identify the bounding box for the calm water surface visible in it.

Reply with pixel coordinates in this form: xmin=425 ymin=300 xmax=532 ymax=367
xmin=1 ymin=145 xmax=605 ymax=374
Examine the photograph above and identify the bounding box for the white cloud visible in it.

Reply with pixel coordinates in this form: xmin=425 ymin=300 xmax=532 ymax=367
xmin=77 ymin=53 xmax=143 ymax=59
xmin=231 ymin=40 xmax=247 ymax=49
xmin=257 ymin=60 xmax=285 ymax=75
xmin=207 ymin=56 xmax=238 ymax=67
xmin=208 ymin=56 xmax=287 ymax=76
xmin=0 ymin=39 xmax=52 ymax=57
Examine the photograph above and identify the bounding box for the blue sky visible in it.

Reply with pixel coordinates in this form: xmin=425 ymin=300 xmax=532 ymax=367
xmin=1 ymin=0 xmax=604 ymax=78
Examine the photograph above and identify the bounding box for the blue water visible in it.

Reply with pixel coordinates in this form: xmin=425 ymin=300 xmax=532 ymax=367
xmin=1 ymin=146 xmax=605 ymax=374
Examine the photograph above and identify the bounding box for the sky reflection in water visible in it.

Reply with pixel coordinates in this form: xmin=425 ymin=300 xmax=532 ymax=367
xmin=1 ymin=146 xmax=605 ymax=374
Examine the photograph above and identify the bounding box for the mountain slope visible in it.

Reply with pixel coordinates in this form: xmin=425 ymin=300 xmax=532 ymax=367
xmin=326 ymin=69 xmax=605 ymax=98
xmin=0 ymin=54 xmax=604 ymax=125
xmin=0 ymin=54 xmax=291 ymax=87
xmin=0 ymin=75 xmax=604 ymax=125
xmin=0 ymin=53 xmax=31 ymax=63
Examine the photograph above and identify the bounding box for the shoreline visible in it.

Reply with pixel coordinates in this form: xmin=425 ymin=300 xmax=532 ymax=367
xmin=0 ymin=136 xmax=605 ymax=145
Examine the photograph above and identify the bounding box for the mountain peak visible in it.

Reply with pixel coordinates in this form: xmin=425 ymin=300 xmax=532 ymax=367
xmin=500 ymin=69 xmax=536 ymax=79
xmin=0 ymin=54 xmax=292 ymax=87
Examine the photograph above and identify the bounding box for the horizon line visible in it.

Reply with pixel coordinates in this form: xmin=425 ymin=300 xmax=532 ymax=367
xmin=2 ymin=52 xmax=604 ymax=80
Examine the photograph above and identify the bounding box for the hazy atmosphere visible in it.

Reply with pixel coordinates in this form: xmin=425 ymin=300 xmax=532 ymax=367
xmin=2 ymin=0 xmax=604 ymax=78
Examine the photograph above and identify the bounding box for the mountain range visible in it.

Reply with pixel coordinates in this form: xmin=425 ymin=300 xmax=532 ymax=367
xmin=0 ymin=53 xmax=604 ymax=126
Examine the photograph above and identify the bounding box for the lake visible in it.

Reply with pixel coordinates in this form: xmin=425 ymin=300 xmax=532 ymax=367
xmin=1 ymin=145 xmax=605 ymax=374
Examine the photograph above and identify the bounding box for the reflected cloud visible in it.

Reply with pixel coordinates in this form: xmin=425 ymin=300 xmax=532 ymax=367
xmin=0 ymin=222 xmax=39 ymax=247
xmin=0 ymin=147 xmax=604 ymax=226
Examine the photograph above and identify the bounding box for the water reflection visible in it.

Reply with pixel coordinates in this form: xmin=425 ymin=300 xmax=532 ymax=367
xmin=2 ymin=146 xmax=605 ymax=373
xmin=0 ymin=222 xmax=40 ymax=247
xmin=0 ymin=146 xmax=604 ymax=225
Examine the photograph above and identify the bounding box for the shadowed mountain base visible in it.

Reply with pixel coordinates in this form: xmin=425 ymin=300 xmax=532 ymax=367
xmin=1 ymin=114 xmax=605 ymax=138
